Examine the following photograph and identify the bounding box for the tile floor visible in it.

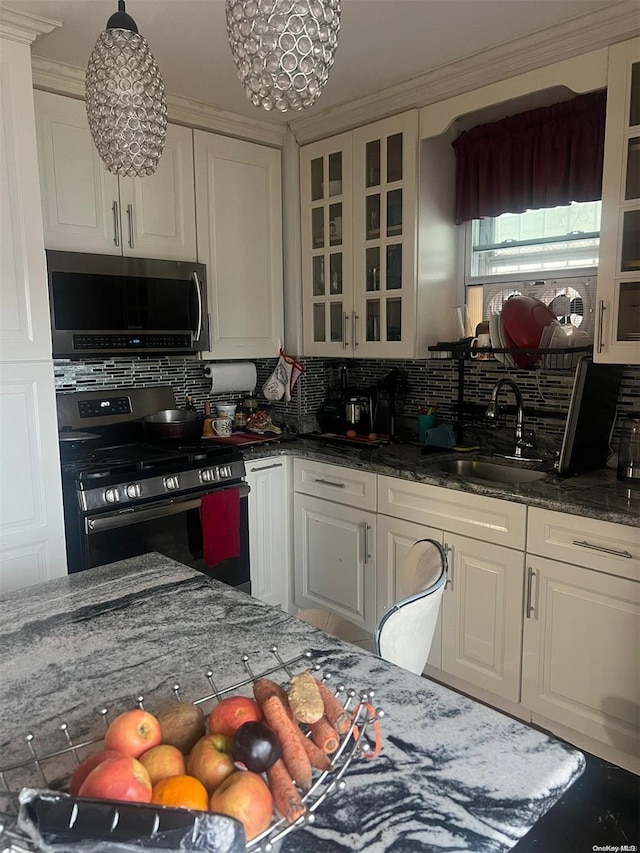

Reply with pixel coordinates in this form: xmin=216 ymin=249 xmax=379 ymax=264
xmin=512 ymin=750 xmax=639 ymax=852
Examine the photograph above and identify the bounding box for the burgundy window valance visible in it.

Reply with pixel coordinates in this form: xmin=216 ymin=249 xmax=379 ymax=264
xmin=452 ymin=90 xmax=607 ymax=225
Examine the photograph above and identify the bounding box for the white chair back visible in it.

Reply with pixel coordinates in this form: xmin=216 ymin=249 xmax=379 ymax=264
xmin=375 ymin=539 xmax=447 ymax=675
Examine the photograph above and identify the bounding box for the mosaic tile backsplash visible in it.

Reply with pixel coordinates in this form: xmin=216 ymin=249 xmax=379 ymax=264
xmin=54 ymin=355 xmax=640 ymax=451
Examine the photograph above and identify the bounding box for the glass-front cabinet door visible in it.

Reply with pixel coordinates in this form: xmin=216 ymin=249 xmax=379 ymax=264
xmin=596 ymin=38 xmax=640 ymax=364
xmin=300 ymin=133 xmax=353 ymax=356
xmin=352 ymin=112 xmax=418 ymax=358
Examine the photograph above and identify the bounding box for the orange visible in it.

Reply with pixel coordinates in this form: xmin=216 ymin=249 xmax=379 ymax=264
xmin=151 ymin=774 xmax=209 ymax=811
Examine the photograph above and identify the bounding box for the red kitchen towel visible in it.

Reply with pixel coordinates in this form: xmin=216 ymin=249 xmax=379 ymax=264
xmin=200 ymin=489 xmax=241 ymax=568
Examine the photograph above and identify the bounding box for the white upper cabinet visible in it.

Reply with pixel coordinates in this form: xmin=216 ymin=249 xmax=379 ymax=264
xmin=351 ymin=115 xmax=418 ymax=359
xmin=0 ymin=40 xmax=55 ymax=362
xmin=194 ymin=130 xmax=283 ymax=360
xmin=34 ymin=91 xmax=196 ymax=261
xmin=596 ymin=37 xmax=640 ymax=363
xmin=300 ymin=111 xmax=458 ymax=357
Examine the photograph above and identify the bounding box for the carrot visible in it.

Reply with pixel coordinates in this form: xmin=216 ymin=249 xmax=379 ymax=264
xmin=261 ymin=695 xmax=312 ymax=792
xmin=253 ymin=677 xmax=291 ymax=711
xmin=352 ymin=702 xmax=382 ymax=759
xmin=295 ymin=726 xmax=332 ymax=772
xmin=314 ymin=678 xmax=351 ymax=735
xmin=308 ymin=715 xmax=339 ymax=754
xmin=267 ymin=758 xmax=306 ymax=824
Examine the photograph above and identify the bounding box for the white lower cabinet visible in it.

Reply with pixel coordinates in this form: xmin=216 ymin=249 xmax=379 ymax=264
xmin=376 ymin=514 xmax=443 ymax=668
xmin=246 ymin=457 xmax=291 ymax=612
xmin=442 ymin=535 xmax=524 ymax=702
xmin=376 ymin=508 xmax=524 ymax=697
xmin=293 ymin=459 xmax=377 ymax=633
xmin=523 ymin=507 xmax=640 ymax=770
xmin=521 ymin=554 xmax=640 ymax=762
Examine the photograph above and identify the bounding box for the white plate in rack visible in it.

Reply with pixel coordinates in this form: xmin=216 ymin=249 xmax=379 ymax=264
xmin=488 ymin=313 xmax=505 ymax=365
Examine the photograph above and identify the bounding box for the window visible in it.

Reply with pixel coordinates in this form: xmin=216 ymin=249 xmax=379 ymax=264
xmin=468 ymin=200 xmax=601 ymax=280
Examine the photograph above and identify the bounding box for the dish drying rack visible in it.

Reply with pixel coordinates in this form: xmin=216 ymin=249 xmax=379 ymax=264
xmin=0 ymin=648 xmax=382 ymax=853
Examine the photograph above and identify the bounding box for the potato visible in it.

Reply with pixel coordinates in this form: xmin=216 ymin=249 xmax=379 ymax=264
xmin=155 ymin=702 xmax=205 ymax=755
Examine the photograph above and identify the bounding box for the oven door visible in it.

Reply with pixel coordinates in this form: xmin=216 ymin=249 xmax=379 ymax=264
xmin=81 ymin=484 xmax=250 ymax=592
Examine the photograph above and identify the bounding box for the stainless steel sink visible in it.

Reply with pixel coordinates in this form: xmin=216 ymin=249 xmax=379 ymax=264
xmin=433 ymin=459 xmax=547 ymax=483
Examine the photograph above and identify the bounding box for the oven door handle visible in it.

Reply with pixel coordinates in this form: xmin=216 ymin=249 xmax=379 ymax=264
xmin=86 ymin=484 xmax=249 ymax=533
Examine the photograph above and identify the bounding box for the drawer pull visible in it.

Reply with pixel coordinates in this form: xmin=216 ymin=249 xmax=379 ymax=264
xmin=572 ymin=539 xmax=633 ymax=559
xmin=526 ymin=566 xmax=537 ymax=618
xmin=250 ymin=463 xmax=283 ymax=472
xmin=313 ymin=478 xmax=346 ymax=488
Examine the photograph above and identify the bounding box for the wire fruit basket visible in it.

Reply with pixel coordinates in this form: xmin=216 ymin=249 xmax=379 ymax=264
xmin=0 ymin=647 xmax=382 ymax=852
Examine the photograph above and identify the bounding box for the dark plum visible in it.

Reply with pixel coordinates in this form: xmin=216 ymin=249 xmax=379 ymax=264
xmin=232 ymin=721 xmax=282 ymax=773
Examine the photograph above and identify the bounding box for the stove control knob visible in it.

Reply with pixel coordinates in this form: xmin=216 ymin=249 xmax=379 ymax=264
xmin=219 ymin=465 xmax=230 ymax=478
xmin=104 ymin=488 xmax=120 ymax=504
xmin=164 ymin=476 xmax=180 ymax=491
xmin=126 ymin=483 xmax=142 ymax=499
xmin=200 ymin=468 xmax=216 ymax=483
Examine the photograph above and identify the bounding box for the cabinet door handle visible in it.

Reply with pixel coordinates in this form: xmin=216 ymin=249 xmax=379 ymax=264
xmin=353 ymin=311 xmax=359 ymax=349
xmin=364 ymin=522 xmax=371 ymax=563
xmin=313 ymin=478 xmax=346 ymax=488
xmin=572 ymin=539 xmax=632 ymax=559
xmin=444 ymin=543 xmax=453 ymax=589
xmin=343 ymin=312 xmax=349 ymax=349
xmin=112 ymin=201 xmax=120 ymax=247
xmin=126 ymin=204 xmax=134 ymax=248
xmin=597 ymin=299 xmax=605 ymax=353
xmin=526 ymin=565 xmax=537 ymax=618
xmin=192 ymin=272 xmax=203 ymax=342
xmin=249 ymin=463 xmax=283 ymax=472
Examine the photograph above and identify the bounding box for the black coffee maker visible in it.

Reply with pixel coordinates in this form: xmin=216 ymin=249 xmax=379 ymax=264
xmin=372 ymin=369 xmax=408 ymax=439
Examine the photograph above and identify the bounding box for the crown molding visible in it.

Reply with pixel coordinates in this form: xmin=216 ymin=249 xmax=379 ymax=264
xmin=30 ymin=56 xmax=287 ymax=149
xmin=0 ymin=6 xmax=60 ymax=44
xmin=27 ymin=1 xmax=639 ymax=149
xmin=288 ymin=0 xmax=640 ymax=145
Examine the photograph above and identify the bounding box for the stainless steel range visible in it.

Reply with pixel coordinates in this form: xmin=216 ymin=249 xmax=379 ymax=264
xmin=57 ymin=387 xmax=250 ymax=592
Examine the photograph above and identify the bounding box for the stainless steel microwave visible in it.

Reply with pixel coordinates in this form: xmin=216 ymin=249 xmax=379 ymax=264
xmin=46 ymin=251 xmax=209 ymax=358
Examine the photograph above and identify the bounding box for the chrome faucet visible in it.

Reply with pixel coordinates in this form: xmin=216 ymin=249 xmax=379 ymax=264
xmin=485 ymin=378 xmax=536 ymax=459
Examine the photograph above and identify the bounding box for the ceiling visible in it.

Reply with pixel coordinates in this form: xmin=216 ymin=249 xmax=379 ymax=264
xmin=5 ymin=0 xmax=621 ymax=125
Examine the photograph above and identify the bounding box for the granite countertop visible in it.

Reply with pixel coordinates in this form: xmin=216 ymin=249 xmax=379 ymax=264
xmin=242 ymin=438 xmax=640 ymax=528
xmin=0 ymin=555 xmax=585 ymax=852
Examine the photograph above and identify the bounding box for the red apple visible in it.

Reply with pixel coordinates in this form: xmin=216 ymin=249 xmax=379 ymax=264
xmin=68 ymin=749 xmax=123 ymax=795
xmin=104 ymin=709 xmax=162 ymax=758
xmin=208 ymin=696 xmax=262 ymax=739
xmin=186 ymin=733 xmax=234 ymax=794
xmin=209 ymin=769 xmax=273 ymax=841
xmin=78 ymin=755 xmax=152 ymax=803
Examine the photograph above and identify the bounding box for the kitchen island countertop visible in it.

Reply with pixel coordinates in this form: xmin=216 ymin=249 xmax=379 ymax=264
xmin=242 ymin=438 xmax=640 ymax=528
xmin=0 ymin=554 xmax=585 ymax=852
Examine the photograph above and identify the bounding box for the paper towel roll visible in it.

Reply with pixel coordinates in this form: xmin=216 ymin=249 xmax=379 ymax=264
xmin=203 ymin=362 xmax=257 ymax=395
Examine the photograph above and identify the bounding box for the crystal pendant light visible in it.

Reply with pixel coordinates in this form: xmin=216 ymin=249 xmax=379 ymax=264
xmin=226 ymin=0 xmax=341 ymax=113
xmin=85 ymin=1 xmax=167 ymax=177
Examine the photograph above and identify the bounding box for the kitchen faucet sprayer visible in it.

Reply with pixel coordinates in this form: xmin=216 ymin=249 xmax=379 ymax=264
xmin=485 ymin=378 xmax=536 ymax=460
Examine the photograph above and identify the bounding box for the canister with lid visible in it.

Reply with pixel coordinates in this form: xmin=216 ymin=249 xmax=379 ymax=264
xmin=617 ymin=416 xmax=640 ymax=484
